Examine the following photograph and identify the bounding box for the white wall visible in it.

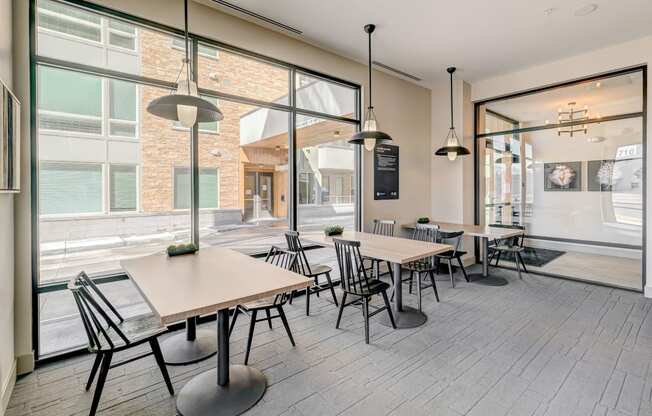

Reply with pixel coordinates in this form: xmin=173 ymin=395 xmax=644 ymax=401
xmin=456 ymin=35 xmax=652 ymax=295
xmin=0 ymin=0 xmax=15 ymax=411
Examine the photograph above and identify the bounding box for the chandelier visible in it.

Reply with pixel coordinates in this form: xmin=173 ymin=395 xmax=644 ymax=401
xmin=557 ymin=101 xmax=588 ymax=137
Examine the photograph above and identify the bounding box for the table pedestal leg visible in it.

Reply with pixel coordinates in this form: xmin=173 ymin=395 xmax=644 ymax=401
xmin=468 ymin=237 xmax=509 ymax=286
xmin=161 ymin=316 xmax=217 ymax=365
xmin=379 ymin=263 xmax=427 ymax=328
xmin=176 ymin=309 xmax=266 ymax=416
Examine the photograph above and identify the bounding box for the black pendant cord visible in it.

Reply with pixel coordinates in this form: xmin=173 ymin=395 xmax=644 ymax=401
xmin=367 ymin=29 xmax=372 ymax=109
xmin=449 ymin=70 xmax=454 ymax=129
xmin=184 ymin=0 xmax=191 ymax=82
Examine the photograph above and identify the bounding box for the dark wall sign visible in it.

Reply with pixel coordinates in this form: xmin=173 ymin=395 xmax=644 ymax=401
xmin=374 ymin=144 xmax=399 ymax=200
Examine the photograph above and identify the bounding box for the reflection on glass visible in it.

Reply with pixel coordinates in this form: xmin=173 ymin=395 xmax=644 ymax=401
xmin=295 ymin=72 xmax=357 ymax=118
xmin=478 ymin=71 xmax=643 ymax=132
xmin=295 ymin=115 xmax=356 ymax=232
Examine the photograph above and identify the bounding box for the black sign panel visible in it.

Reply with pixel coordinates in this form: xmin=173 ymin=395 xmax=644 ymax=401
xmin=374 ymin=144 xmax=399 ymax=200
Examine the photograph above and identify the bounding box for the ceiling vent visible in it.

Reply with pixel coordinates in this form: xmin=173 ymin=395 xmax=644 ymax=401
xmin=207 ymin=0 xmax=303 ymax=35
xmin=372 ymin=61 xmax=422 ymax=82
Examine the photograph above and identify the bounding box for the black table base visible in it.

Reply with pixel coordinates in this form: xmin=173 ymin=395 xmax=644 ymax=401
xmin=161 ymin=317 xmax=217 ymax=365
xmin=176 ymin=365 xmax=266 ymax=416
xmin=176 ymin=309 xmax=267 ymax=416
xmin=378 ymin=263 xmax=428 ymax=329
xmin=468 ymin=272 xmax=509 ymax=286
xmin=378 ymin=305 xmax=427 ymax=328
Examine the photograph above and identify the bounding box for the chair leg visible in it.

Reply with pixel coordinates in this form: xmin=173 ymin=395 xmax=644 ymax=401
xmin=306 ymin=285 xmax=311 ymax=316
xmin=229 ymin=307 xmax=240 ymax=337
xmin=336 ymin=292 xmax=347 ymax=329
xmin=416 ymin=272 xmax=422 ymax=312
xmin=428 ymin=270 xmax=440 ymax=302
xmin=86 ymin=354 xmax=103 ymax=391
xmin=265 ymin=308 xmax=273 ymax=329
xmin=457 ymin=257 xmax=469 ymax=282
xmin=244 ymin=310 xmax=257 ymax=366
xmin=288 ymin=290 xmax=295 ymax=305
xmin=515 ymin=254 xmax=522 ymax=280
xmin=325 ymin=272 xmax=339 ymax=306
xmin=362 ymin=297 xmax=370 ymax=344
xmin=518 ymin=253 xmax=528 ymax=273
xmin=380 ymin=290 xmax=396 ymax=329
xmin=448 ymin=259 xmax=455 ymax=288
xmin=277 ymin=306 xmax=295 ymax=346
xmin=494 ymin=251 xmax=502 ymax=267
xmin=386 ymin=261 xmax=394 ymax=284
xmin=408 ymin=270 xmax=414 ymax=294
xmin=314 ymin=277 xmax=320 ymax=297
xmin=150 ymin=338 xmax=174 ymax=395
xmin=89 ymin=351 xmax=112 ymax=416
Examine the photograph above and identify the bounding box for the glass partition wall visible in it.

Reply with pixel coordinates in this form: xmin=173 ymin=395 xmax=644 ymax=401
xmin=475 ymin=68 xmax=646 ymax=291
xmin=32 ymin=0 xmax=361 ymax=358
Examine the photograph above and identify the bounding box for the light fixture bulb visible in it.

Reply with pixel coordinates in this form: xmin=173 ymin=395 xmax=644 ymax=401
xmin=447 ymin=151 xmax=458 ymax=161
xmin=364 ymin=118 xmax=377 ymax=132
xmin=364 ymin=138 xmax=376 ymax=151
xmin=177 ymin=105 xmax=197 ymax=128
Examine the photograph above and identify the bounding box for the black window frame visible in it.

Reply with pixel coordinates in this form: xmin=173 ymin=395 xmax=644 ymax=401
xmin=30 ymin=0 xmax=362 ymax=361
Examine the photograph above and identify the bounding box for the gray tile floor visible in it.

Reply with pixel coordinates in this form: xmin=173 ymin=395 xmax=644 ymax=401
xmin=8 ymin=264 xmax=652 ymax=416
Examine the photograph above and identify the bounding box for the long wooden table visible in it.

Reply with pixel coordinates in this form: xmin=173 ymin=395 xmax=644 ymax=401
xmin=301 ymin=231 xmax=451 ymax=328
xmin=122 ymin=247 xmax=311 ymax=416
xmin=402 ymin=222 xmax=524 ymax=286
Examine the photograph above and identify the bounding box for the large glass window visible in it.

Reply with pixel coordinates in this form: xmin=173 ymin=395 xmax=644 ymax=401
xmin=33 ymin=0 xmax=359 ymax=358
xmin=476 ymin=69 xmax=645 ymax=291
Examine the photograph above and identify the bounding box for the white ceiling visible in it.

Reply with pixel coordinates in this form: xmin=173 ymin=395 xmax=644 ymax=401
xmin=200 ymin=0 xmax=652 ymax=87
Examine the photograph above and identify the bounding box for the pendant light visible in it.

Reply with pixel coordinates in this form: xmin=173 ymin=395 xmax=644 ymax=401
xmin=147 ymin=0 xmax=223 ymax=127
xmin=435 ymin=67 xmax=470 ymax=161
xmin=349 ymin=24 xmax=392 ymax=151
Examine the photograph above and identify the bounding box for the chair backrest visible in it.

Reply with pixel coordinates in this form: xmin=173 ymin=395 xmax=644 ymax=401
xmin=411 ymin=223 xmax=439 ymax=243
xmin=437 ymin=230 xmax=464 ymax=255
xmin=68 ymin=272 xmax=128 ymax=351
xmin=333 ymin=238 xmax=371 ymax=295
xmin=264 ymin=246 xmax=299 ymax=305
xmin=489 ymin=223 xmax=526 ymax=247
xmin=284 ymin=231 xmax=313 ymax=276
xmin=372 ymin=219 xmax=395 ymax=237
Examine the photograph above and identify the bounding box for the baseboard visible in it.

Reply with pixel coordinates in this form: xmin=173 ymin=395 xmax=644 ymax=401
xmin=15 ymin=352 xmax=34 ymax=376
xmin=645 ymin=286 xmax=652 ymax=299
xmin=1 ymin=359 xmax=16 ymax=416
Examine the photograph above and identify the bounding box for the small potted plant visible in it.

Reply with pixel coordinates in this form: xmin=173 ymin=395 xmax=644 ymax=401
xmin=417 ymin=217 xmax=430 ymax=224
xmin=167 ymin=243 xmax=198 ymax=257
xmin=324 ymin=225 xmax=344 ymax=237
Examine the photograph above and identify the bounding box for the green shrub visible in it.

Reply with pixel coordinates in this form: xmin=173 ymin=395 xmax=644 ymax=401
xmin=324 ymin=225 xmax=344 ymax=236
xmin=417 ymin=217 xmax=430 ymax=224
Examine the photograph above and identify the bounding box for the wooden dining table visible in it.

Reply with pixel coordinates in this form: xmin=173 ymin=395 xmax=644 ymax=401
xmin=402 ymin=222 xmax=524 ymax=286
xmin=301 ymin=231 xmax=451 ymax=328
xmin=121 ymin=247 xmax=311 ymax=416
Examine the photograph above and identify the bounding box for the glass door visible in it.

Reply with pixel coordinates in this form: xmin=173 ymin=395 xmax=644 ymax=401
xmin=476 ymin=68 xmax=645 ymax=291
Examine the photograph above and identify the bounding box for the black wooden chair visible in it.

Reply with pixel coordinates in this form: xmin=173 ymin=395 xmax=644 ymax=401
xmin=69 ymin=272 xmax=173 ymax=416
xmin=434 ymin=230 xmax=469 ymax=288
xmin=285 ymin=231 xmax=339 ymax=316
xmin=404 ymin=224 xmax=440 ymax=311
xmin=334 ymin=238 xmax=396 ymax=344
xmin=488 ymin=224 xmax=528 ymax=279
xmin=362 ymin=219 xmax=396 ymax=282
xmin=229 ymin=246 xmax=298 ymax=365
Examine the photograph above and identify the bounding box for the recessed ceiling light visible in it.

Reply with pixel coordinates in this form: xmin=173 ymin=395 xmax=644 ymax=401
xmin=574 ymin=3 xmax=598 ymax=17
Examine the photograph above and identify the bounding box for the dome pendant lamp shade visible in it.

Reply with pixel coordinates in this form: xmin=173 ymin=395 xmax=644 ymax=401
xmin=349 ymin=24 xmax=392 ymax=151
xmin=435 ymin=67 xmax=470 ymax=161
xmin=146 ymin=0 xmax=223 ymax=127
